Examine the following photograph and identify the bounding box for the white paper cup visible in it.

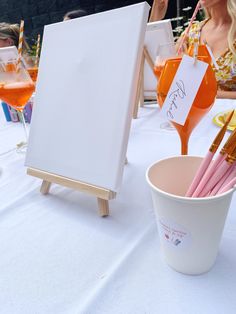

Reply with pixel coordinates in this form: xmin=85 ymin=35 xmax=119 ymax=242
xmin=146 ymin=156 xmax=236 ymax=275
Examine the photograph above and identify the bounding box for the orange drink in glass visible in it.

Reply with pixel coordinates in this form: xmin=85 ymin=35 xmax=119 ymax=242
xmin=25 ymin=55 xmax=39 ymax=83
xmin=0 ymin=56 xmax=35 ymax=151
xmin=0 ymin=81 xmax=35 ymax=110
xmin=153 ymin=64 xmax=164 ymax=79
xmin=27 ymin=67 xmax=38 ymax=82
xmin=154 ymin=42 xmax=176 ymax=79
xmin=157 ymin=55 xmax=217 ymax=155
xmin=187 ymin=44 xmax=212 ymax=64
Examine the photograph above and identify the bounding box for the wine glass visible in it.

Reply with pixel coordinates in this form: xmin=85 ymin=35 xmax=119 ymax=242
xmin=0 ymin=56 xmax=35 ymax=152
xmin=154 ymin=42 xmax=176 ymax=130
xmin=154 ymin=42 xmax=176 ymax=79
xmin=157 ymin=55 xmax=217 ymax=155
xmin=25 ymin=55 xmax=39 ymax=83
xmin=188 ymin=44 xmax=212 ymax=64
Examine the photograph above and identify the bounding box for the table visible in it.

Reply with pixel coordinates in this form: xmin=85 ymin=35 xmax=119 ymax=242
xmin=0 ymin=99 xmax=236 ymax=314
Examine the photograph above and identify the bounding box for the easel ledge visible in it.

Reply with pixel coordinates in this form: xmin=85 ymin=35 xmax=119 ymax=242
xmin=27 ymin=167 xmax=116 ymax=217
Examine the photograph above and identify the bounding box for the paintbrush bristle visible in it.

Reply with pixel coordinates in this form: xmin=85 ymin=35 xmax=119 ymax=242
xmin=210 ymin=110 xmax=235 ymax=153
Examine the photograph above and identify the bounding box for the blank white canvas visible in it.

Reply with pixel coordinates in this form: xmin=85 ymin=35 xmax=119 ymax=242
xmin=144 ymin=19 xmax=174 ymax=97
xmin=26 ymin=2 xmax=149 ymax=192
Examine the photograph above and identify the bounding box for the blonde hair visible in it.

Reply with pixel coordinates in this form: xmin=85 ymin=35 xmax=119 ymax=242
xmin=228 ymin=0 xmax=236 ymax=56
xmin=203 ymin=0 xmax=236 ymax=56
xmin=0 ymin=22 xmax=29 ymax=52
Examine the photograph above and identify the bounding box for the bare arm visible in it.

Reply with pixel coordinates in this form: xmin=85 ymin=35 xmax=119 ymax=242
xmin=149 ymin=0 xmax=168 ymax=22
xmin=217 ymin=90 xmax=236 ymax=99
xmin=175 ymin=33 xmax=186 ymax=53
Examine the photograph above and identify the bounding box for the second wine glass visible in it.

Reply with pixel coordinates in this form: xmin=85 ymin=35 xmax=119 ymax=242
xmin=154 ymin=42 xmax=176 ymax=79
xmin=25 ymin=55 xmax=39 ymax=83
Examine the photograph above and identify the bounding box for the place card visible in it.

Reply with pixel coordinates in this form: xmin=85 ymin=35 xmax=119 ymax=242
xmin=160 ymin=55 xmax=208 ymax=125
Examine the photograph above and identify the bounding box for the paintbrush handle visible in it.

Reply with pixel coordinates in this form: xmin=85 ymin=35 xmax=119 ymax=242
xmin=209 ymin=165 xmax=233 ymax=196
xmin=199 ymin=161 xmax=231 ymax=197
xmin=192 ymin=153 xmax=225 ymax=197
xmin=186 ymin=151 xmax=213 ymax=197
xmin=218 ymin=164 xmax=236 ymax=194
xmin=219 ymin=177 xmax=236 ymax=194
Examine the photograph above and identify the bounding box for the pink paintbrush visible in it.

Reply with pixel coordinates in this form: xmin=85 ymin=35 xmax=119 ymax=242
xmin=199 ymin=143 xmax=236 ymax=197
xmin=217 ymin=163 xmax=236 ymax=194
xmin=218 ymin=177 xmax=236 ymax=194
xmin=209 ymin=124 xmax=236 ymax=169
xmin=209 ymin=164 xmax=233 ymax=196
xmin=187 ymin=110 xmax=234 ymax=197
xmin=192 ymin=121 xmax=236 ymax=197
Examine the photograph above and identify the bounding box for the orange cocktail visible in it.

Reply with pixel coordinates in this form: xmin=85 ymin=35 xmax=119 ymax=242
xmin=157 ymin=56 xmax=217 ymax=155
xmin=154 ymin=43 xmax=176 ymax=79
xmin=0 ymin=51 xmax=35 ymax=152
xmin=27 ymin=67 xmax=38 ymax=82
xmin=154 ymin=64 xmax=163 ymax=79
xmin=188 ymin=44 xmax=212 ymax=64
xmin=0 ymin=81 xmax=35 ymax=111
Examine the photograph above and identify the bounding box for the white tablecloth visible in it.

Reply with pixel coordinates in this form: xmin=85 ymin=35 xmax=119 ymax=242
xmin=0 ymin=99 xmax=236 ymax=314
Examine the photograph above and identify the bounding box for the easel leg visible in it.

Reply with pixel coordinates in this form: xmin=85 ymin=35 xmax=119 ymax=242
xmin=40 ymin=180 xmax=51 ymax=195
xmin=133 ymin=80 xmax=141 ymax=119
xmin=133 ymin=51 xmax=145 ymax=119
xmin=97 ymin=198 xmax=109 ymax=217
xmin=140 ymin=71 xmax=144 ymax=107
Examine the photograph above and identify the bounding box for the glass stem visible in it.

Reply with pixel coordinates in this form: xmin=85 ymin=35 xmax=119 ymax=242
xmin=180 ymin=132 xmax=189 ymax=155
xmin=19 ymin=110 xmax=28 ymax=143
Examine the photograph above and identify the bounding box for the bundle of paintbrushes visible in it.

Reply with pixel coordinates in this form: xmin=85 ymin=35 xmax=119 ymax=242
xmin=186 ymin=110 xmax=236 ymax=197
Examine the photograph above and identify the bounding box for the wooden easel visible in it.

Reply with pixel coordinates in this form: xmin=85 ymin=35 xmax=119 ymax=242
xmin=27 ymin=168 xmax=116 ymax=217
xmin=133 ymin=46 xmax=155 ymax=119
xmin=133 ymin=2 xmax=159 ymax=119
xmin=27 ymin=156 xmax=128 ymax=217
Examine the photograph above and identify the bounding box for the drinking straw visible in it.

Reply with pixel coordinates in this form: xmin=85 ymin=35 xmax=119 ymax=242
xmin=218 ymin=177 xmax=236 ymax=194
xmin=16 ymin=20 xmax=24 ymax=72
xmin=199 ymin=144 xmax=236 ymax=197
xmin=186 ymin=110 xmax=234 ymax=197
xmin=35 ymin=34 xmax=41 ymax=67
xmin=192 ymin=125 xmax=236 ymax=197
xmin=177 ymin=0 xmax=201 ymax=55
xmin=193 ymin=42 xmax=199 ymax=63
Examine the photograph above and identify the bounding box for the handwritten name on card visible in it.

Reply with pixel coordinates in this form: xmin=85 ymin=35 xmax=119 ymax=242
xmin=160 ymin=55 xmax=208 ymax=125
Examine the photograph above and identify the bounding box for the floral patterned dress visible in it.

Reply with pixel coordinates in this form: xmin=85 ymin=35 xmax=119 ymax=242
xmin=187 ymin=20 xmax=236 ymax=91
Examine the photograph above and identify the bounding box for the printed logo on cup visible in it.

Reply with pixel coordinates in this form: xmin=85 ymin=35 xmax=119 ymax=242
xmin=158 ymin=218 xmax=192 ymax=249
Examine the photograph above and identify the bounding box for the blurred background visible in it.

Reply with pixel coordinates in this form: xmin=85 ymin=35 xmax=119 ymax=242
xmin=0 ymin=0 xmax=200 ymax=42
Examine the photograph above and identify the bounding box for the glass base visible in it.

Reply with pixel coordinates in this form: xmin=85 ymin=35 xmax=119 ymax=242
xmin=160 ymin=121 xmax=175 ymax=131
xmin=16 ymin=141 xmax=27 ymax=154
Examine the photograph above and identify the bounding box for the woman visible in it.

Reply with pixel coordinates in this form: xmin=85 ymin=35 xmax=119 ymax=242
xmin=181 ymin=0 xmax=236 ymax=99
xmin=0 ymin=22 xmax=29 ymax=51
